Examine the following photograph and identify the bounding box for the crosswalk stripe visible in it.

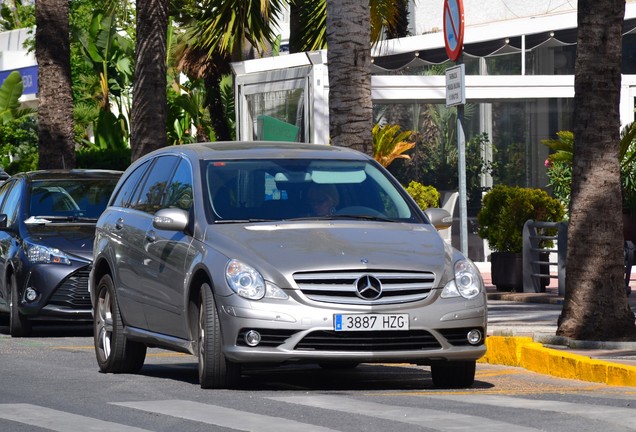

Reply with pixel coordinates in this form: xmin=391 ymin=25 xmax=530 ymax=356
xmin=434 ymin=395 xmax=636 ymax=430
xmin=0 ymin=404 xmax=151 ymax=432
xmin=268 ymin=395 xmax=544 ymax=432
xmin=112 ymin=399 xmax=340 ymax=432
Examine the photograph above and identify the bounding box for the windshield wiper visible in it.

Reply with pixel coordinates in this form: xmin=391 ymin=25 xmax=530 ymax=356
xmin=213 ymin=218 xmax=277 ymax=224
xmin=25 ymin=215 xmax=98 ymax=224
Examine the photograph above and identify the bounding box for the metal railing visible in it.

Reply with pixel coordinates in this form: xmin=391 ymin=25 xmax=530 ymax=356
xmin=522 ymin=220 xmax=568 ymax=295
xmin=523 ymin=221 xmax=634 ymax=297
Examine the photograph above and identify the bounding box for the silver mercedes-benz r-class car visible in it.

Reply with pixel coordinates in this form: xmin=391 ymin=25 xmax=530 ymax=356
xmin=89 ymin=142 xmax=487 ymax=389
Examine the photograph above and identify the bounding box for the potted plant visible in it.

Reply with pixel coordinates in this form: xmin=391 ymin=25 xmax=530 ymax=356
xmin=477 ymin=185 xmax=565 ymax=291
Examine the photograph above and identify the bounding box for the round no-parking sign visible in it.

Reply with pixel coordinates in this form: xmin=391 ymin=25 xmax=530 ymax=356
xmin=444 ymin=0 xmax=464 ymax=61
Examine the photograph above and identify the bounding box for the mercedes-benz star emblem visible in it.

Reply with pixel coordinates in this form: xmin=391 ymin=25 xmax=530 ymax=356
xmin=355 ymin=274 xmax=382 ymax=300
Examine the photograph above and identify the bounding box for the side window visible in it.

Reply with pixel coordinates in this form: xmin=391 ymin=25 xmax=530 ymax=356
xmin=162 ymin=158 xmax=193 ymax=211
xmin=131 ymin=156 xmax=179 ymax=214
xmin=2 ymin=180 xmax=23 ymax=226
xmin=112 ymin=160 xmax=151 ymax=208
xmin=0 ymin=179 xmax=14 ymax=211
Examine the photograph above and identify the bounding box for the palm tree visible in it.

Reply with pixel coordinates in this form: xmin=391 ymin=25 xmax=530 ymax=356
xmin=326 ymin=0 xmax=372 ymax=154
xmin=35 ymin=0 xmax=75 ymax=169
xmin=173 ymin=0 xmax=285 ymax=141
xmin=372 ymin=122 xmax=414 ymax=168
xmin=288 ymin=0 xmax=402 ymax=53
xmin=557 ymin=0 xmax=636 ymax=340
xmin=131 ymin=0 xmax=169 ymax=161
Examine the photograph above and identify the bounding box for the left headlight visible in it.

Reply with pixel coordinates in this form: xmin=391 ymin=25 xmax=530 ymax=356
xmin=26 ymin=244 xmax=71 ymax=265
xmin=441 ymin=259 xmax=482 ymax=299
xmin=225 ymin=259 xmax=288 ymax=300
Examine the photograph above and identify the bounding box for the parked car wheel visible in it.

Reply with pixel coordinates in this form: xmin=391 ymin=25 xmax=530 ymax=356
xmin=431 ymin=360 xmax=476 ymax=388
xmin=198 ymin=283 xmax=241 ymax=389
xmin=94 ymin=274 xmax=146 ymax=373
xmin=9 ymin=274 xmax=31 ymax=337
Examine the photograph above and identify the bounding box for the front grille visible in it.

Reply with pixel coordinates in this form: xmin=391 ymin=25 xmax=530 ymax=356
xmin=48 ymin=269 xmax=91 ymax=309
xmin=236 ymin=329 xmax=297 ymax=347
xmin=293 ymin=270 xmax=435 ymax=305
xmin=294 ymin=330 xmax=441 ymax=351
xmin=437 ymin=328 xmax=485 ymax=346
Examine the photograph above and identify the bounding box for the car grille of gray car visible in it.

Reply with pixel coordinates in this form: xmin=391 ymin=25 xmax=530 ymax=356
xmin=49 ymin=269 xmax=91 ymax=309
xmin=294 ymin=330 xmax=441 ymax=351
xmin=293 ymin=270 xmax=435 ymax=304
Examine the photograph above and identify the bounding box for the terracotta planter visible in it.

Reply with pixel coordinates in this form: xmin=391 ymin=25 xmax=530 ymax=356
xmin=490 ymin=252 xmax=523 ymax=292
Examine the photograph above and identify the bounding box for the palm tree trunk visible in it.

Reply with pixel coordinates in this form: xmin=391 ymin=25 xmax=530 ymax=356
xmin=35 ymin=0 xmax=74 ymax=169
xmin=326 ymin=0 xmax=372 ymax=155
xmin=557 ymin=0 xmax=636 ymax=340
xmin=131 ymin=0 xmax=168 ymax=161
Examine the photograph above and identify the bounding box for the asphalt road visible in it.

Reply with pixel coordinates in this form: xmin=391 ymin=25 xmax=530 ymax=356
xmin=1 ymin=319 xmax=635 ymax=432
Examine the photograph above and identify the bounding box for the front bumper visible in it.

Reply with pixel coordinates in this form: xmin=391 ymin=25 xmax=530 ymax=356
xmin=216 ymin=292 xmax=487 ymax=365
xmin=18 ymin=264 xmax=92 ymax=321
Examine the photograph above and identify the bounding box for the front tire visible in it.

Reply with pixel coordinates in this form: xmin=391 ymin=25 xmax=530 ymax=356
xmin=94 ymin=274 xmax=146 ymax=373
xmin=198 ymin=282 xmax=241 ymax=389
xmin=9 ymin=274 xmax=31 ymax=337
xmin=431 ymin=361 xmax=476 ymax=388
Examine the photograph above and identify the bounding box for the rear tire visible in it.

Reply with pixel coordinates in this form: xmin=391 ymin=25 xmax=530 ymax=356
xmin=94 ymin=274 xmax=146 ymax=373
xmin=9 ymin=274 xmax=31 ymax=337
xmin=198 ymin=282 xmax=241 ymax=389
xmin=431 ymin=361 xmax=476 ymax=388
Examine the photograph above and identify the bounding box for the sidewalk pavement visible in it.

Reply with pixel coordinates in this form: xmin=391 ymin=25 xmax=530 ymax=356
xmin=476 ymin=263 xmax=636 ymax=387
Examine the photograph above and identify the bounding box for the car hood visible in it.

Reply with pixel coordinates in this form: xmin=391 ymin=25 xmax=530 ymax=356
xmin=26 ymin=224 xmax=97 ymax=261
xmin=204 ymin=221 xmax=452 ymax=285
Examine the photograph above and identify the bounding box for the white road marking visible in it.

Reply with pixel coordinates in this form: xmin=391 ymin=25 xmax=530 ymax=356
xmin=269 ymin=395 xmax=545 ymax=431
xmin=113 ymin=399 xmax=341 ymax=432
xmin=0 ymin=404 xmax=152 ymax=432
xmin=434 ymin=395 xmax=636 ymax=430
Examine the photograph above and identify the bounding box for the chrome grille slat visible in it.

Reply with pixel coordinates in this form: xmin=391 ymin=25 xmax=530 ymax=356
xmin=293 ymin=269 xmax=435 ymax=305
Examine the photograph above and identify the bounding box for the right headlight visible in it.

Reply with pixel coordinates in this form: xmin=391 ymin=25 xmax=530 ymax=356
xmin=225 ymin=259 xmax=288 ymax=300
xmin=441 ymin=259 xmax=482 ymax=299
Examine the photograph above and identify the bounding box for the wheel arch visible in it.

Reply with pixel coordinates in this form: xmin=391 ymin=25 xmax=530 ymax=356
xmin=90 ymin=257 xmax=112 ymax=305
xmin=187 ymin=267 xmax=213 ymax=341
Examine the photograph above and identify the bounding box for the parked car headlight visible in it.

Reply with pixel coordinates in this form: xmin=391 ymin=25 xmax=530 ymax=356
xmin=225 ymin=259 xmax=287 ymax=300
xmin=441 ymin=259 xmax=481 ymax=299
xmin=26 ymin=243 xmax=71 ymax=265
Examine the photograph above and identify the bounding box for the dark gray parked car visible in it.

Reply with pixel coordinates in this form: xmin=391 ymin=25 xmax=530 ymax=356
xmin=0 ymin=169 xmax=122 ymax=336
xmin=90 ymin=142 xmax=487 ymax=389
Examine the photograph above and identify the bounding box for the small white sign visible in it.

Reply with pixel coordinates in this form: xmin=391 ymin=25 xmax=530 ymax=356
xmin=445 ymin=64 xmax=465 ymax=107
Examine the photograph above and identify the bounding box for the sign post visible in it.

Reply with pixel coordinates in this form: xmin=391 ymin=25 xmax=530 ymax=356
xmin=443 ymin=0 xmax=468 ymax=256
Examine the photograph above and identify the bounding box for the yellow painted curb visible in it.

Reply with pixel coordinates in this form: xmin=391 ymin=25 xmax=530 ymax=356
xmin=479 ymin=336 xmax=636 ymax=387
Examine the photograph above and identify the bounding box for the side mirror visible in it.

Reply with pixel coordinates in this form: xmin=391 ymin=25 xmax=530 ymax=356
xmin=153 ymin=208 xmax=189 ymax=231
xmin=424 ymin=208 xmax=452 ymax=230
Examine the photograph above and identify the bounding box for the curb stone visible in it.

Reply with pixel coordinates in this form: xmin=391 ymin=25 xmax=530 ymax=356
xmin=480 ymin=336 xmax=636 ymax=387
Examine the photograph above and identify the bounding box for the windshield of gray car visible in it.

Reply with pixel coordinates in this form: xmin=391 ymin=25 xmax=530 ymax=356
xmin=27 ymin=179 xmax=119 ymax=223
xmin=204 ymin=159 xmax=424 ymax=223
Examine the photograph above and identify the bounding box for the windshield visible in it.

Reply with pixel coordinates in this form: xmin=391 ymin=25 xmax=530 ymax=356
xmin=204 ymin=159 xmax=423 ymax=223
xmin=28 ymin=179 xmax=119 ymax=222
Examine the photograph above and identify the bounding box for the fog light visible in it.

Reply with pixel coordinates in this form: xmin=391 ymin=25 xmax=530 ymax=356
xmin=244 ymin=330 xmax=261 ymax=347
xmin=25 ymin=287 xmax=38 ymax=302
xmin=467 ymin=329 xmax=482 ymax=345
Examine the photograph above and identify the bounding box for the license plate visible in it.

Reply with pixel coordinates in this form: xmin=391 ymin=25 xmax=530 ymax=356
xmin=334 ymin=314 xmax=409 ymax=331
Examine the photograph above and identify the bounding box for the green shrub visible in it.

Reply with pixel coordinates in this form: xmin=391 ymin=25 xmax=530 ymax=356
xmin=405 ymin=181 xmax=440 ymax=211
xmin=477 ymin=185 xmax=565 ymax=253
xmin=76 ymin=147 xmax=132 ymax=171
